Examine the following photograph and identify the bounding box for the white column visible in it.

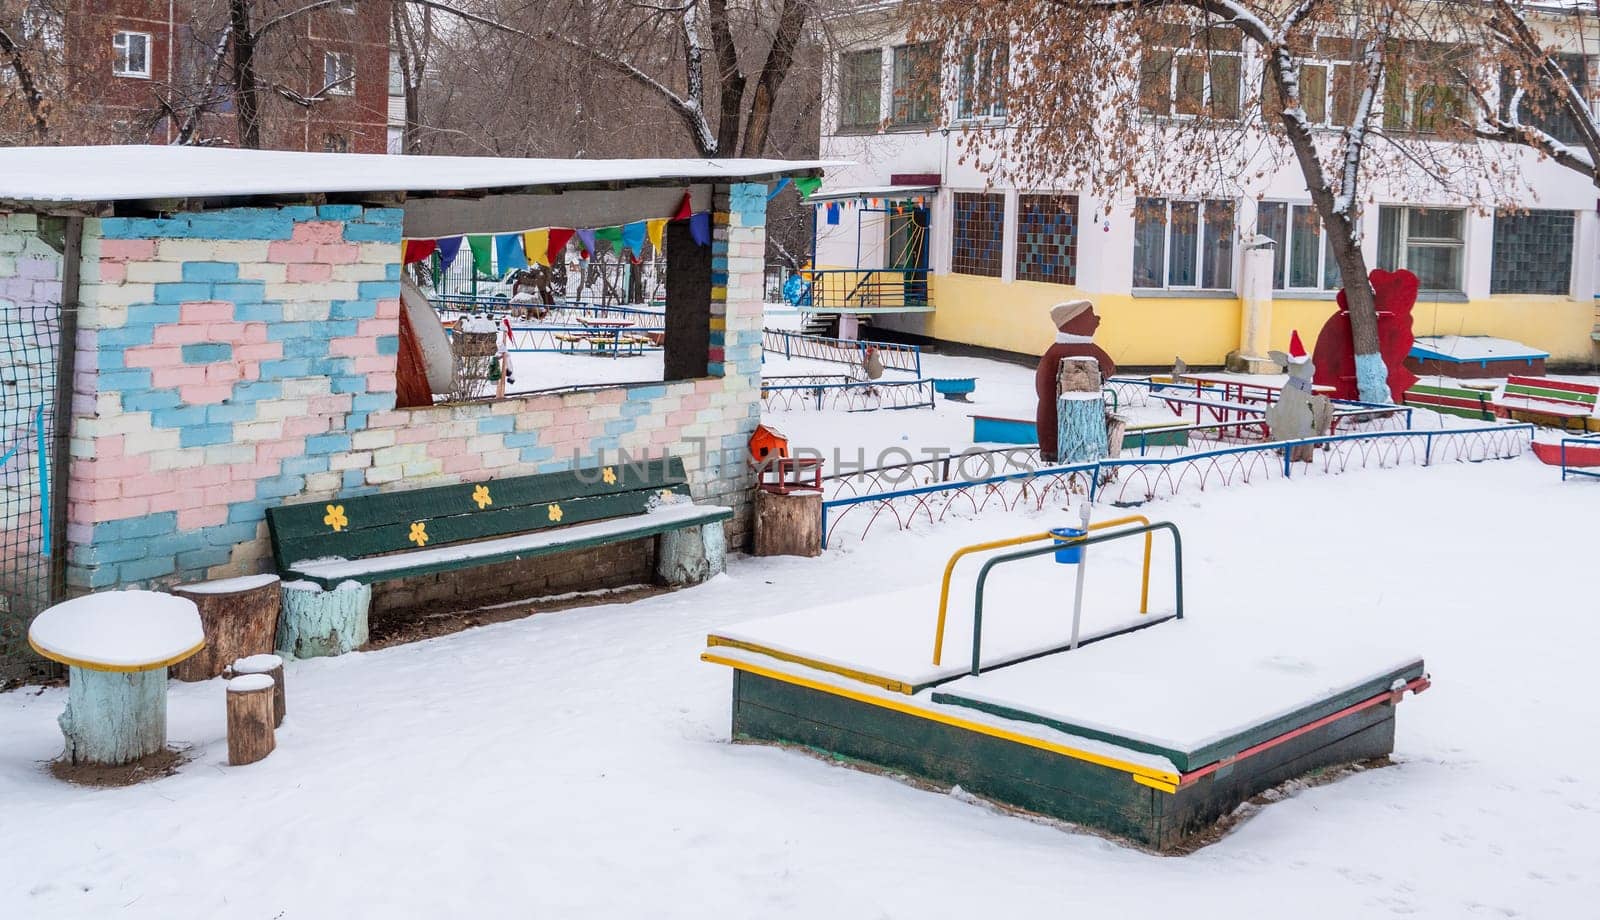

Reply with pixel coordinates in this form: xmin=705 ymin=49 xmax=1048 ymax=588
xmin=1464 ymin=210 xmax=1494 ymax=300
xmin=1571 ymin=208 xmax=1598 ymax=302
xmin=1001 ymin=188 xmax=1019 ymax=282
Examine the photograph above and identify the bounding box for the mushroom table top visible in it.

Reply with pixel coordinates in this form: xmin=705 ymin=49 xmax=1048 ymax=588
xmin=28 ymin=590 xmax=204 ymax=672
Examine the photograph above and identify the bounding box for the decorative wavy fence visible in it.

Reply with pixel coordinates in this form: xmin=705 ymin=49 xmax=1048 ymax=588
xmin=498 ymin=324 xmax=665 ymax=354
xmin=819 ymin=423 xmax=1533 ymax=546
xmin=761 ymin=376 xmax=936 ymax=412
xmin=433 ymin=295 xmax=666 ymax=325
xmin=761 ymin=328 xmax=922 ymax=376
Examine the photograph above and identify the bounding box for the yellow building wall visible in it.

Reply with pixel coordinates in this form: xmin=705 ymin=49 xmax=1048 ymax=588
xmin=919 ymin=274 xmax=1599 ymax=367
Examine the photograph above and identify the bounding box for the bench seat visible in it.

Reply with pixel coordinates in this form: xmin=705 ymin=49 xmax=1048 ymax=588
xmin=285 ymin=500 xmax=730 ymax=588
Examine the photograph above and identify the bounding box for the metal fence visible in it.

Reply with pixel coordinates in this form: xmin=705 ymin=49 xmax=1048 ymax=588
xmin=760 ymin=376 xmax=936 ymax=411
xmin=761 ymin=328 xmax=922 ymax=376
xmin=818 ymin=423 xmax=1533 ymax=546
xmin=0 ymin=297 xmax=64 ymax=682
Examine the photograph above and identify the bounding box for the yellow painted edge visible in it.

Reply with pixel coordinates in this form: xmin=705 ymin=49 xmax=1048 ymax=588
xmin=29 ymin=636 xmax=206 ymax=673
xmin=702 ymin=651 xmax=1181 ymax=790
xmin=1133 ymin=774 xmax=1179 ymax=793
xmin=706 ymin=636 xmax=913 ymax=694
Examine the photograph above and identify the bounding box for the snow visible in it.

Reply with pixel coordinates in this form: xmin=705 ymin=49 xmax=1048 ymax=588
xmin=231 ymin=654 xmax=283 ymax=674
xmin=25 ymin=590 xmax=203 ymax=670
xmin=1410 ymin=336 xmax=1549 ymax=362
xmin=0 ymin=146 xmax=845 ymax=204
xmin=174 ymin=573 xmax=279 ymax=594
xmin=225 ymin=674 xmax=275 ymax=694
xmin=285 ymin=501 xmax=730 ymax=580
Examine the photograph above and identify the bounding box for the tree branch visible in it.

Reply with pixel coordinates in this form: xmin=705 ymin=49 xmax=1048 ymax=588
xmin=0 ymin=25 xmax=49 ymax=141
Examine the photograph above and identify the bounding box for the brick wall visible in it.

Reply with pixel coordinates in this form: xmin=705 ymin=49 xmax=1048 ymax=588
xmin=65 ymin=182 xmax=768 ymax=593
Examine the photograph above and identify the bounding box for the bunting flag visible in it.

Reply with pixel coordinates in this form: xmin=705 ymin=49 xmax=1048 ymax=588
xmin=494 ymin=233 xmax=527 ymax=273
xmin=767 ymin=177 xmax=791 ymax=201
xmin=671 ymin=190 xmax=693 ymax=221
xmin=645 ymin=218 xmax=667 ymax=253
xmin=547 ymin=228 xmax=575 ymax=264
xmin=467 ymin=235 xmax=494 ymax=277
xmin=576 ymin=228 xmax=597 ymax=259
xmin=435 ymin=236 xmax=464 ymax=272
xmin=524 ymin=228 xmax=551 ymax=267
xmin=793 ymin=176 xmax=822 ymax=199
xmin=402 ymin=238 xmax=437 ymax=264
xmin=593 ymin=226 xmax=623 ymax=252
xmin=620 ymin=221 xmax=647 ymax=256
xmin=688 ymin=212 xmax=711 ymax=247
xmin=825 ymin=203 xmax=841 ymax=225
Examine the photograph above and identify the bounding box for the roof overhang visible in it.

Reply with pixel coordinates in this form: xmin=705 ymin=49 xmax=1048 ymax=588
xmin=807 ymin=184 xmax=937 ymax=203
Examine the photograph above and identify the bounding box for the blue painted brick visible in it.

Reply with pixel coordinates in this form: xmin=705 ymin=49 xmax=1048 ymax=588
xmin=99 ymin=350 xmax=125 ymax=371
xmin=126 ymin=303 xmax=181 ymax=326
xmin=182 ymin=262 xmax=240 ymax=282
xmin=604 ymin=419 xmax=635 ymax=436
xmin=314 ymin=320 xmax=359 ymax=338
xmin=227 ymin=500 xmax=273 ymax=524
xmin=96 ymin=512 xmax=177 ymax=542
xmin=360 ymin=208 xmax=405 ymax=225
xmin=232 ymin=381 xmax=282 ymax=403
xmin=121 ymin=390 xmax=181 ymax=412
xmin=176 ymin=547 xmax=232 ymax=571
xmin=233 ymin=301 xmax=282 ymax=323
xmin=182 ymin=343 xmax=233 ymax=363
xmin=332 ymin=375 xmax=367 ymax=394
xmin=341 ymin=222 xmax=401 ymax=243
xmin=84 ymin=540 xmax=149 ymax=565
xmin=519 ymin=446 xmax=556 ymax=464
xmin=100 ymin=217 xmax=184 ymax=239
xmin=331 ymin=299 xmax=378 ymax=320
xmin=284 ymin=338 xmax=330 ymax=359
xmin=98 ymin=369 xmax=153 ymax=392
xmin=344 ymin=412 xmax=368 ymax=430
xmin=353 ymin=393 xmax=394 ymax=412
xmin=255 ymin=474 xmax=306 ymax=499
xmin=620 ymin=400 xmax=654 ymax=419
xmin=308 ymin=358 xmax=351 ymax=378
xmin=628 ymin=385 xmax=668 ymax=401
xmin=357 ymin=281 xmax=400 ymax=299
xmin=385 ymin=263 xmax=401 ymax=281
xmin=81 ymin=564 xmax=123 ymax=589
xmin=180 ymin=423 xmax=234 ymax=448
xmin=207 ymin=403 xmax=256 ymax=423
xmin=214 ymin=281 xmax=266 ymax=301
xmin=318 ymin=204 xmax=364 ymax=220
xmin=97 ymin=326 xmax=156 ymax=348
xmin=306 ymin=433 xmax=352 ymax=455
xmin=707 ymin=362 xmax=725 ymax=377
xmin=261 ymin=358 xmax=312 ymax=378
xmin=282 ymin=456 xmax=331 ymax=476
xmin=503 ymin=432 xmax=541 ymax=449
xmin=153 ymin=282 xmax=214 ymax=304
xmin=119 ymin=555 xmax=177 ymax=583
xmin=268 ymin=322 xmax=317 ymax=342
xmin=279 ymin=206 xmax=318 ymax=221
xmin=341 ymin=469 xmax=367 ymax=490
xmin=185 ymin=209 xmax=293 ymax=241
xmin=205 ymin=521 xmax=261 ymax=547
xmin=476 ymin=416 xmax=514 ymax=434
xmin=152 ymin=406 xmax=208 ymax=428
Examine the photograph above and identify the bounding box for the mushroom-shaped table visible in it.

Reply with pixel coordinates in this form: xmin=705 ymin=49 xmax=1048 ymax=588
xmin=28 ymin=591 xmax=204 ymax=766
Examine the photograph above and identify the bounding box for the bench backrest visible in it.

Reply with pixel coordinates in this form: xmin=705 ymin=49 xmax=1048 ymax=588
xmin=1502 ymin=376 xmax=1599 ymax=409
xmin=1404 ymin=383 xmax=1495 ymax=420
xmin=266 ymin=456 xmax=693 ymax=569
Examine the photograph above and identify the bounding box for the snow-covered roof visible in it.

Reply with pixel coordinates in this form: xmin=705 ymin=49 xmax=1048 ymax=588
xmin=807 ymin=184 xmax=937 ymax=202
xmin=0 ymin=146 xmax=845 ymax=207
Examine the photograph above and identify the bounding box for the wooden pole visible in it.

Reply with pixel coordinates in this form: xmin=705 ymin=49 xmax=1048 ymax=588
xmin=225 ymin=674 xmax=276 ymax=766
xmin=230 ymin=654 xmax=285 ymax=727
xmin=170 ymin=574 xmax=281 ymax=682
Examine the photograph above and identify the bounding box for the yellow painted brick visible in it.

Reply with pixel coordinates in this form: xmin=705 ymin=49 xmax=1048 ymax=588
xmin=372 ymin=444 xmax=425 ymax=466
xmin=403 ymin=459 xmax=444 ymax=478
xmin=79 ymin=282 xmax=155 ymax=308
xmin=352 ymin=429 xmax=396 ymax=450
xmin=304 ymin=472 xmax=343 ymax=494
xmin=238 ymin=262 xmax=288 ymax=284
xmin=255 ymin=399 xmax=310 ymax=420
xmin=125 ymin=261 xmax=184 ymax=283
xmin=148 ymin=447 xmax=205 ymax=471
xmin=205 ymin=443 xmax=256 ymax=465
xmin=366 ymin=463 xmax=404 ymax=484
xmin=282 ymin=377 xmax=332 ymax=398
xmin=329 ymin=452 xmax=373 ymax=471
xmin=122 ymin=429 xmax=181 ymax=455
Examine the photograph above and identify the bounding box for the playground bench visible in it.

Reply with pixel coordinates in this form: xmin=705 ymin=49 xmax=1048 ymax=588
xmin=1493 ymin=376 xmax=1599 ymax=430
xmin=1403 ymin=381 xmax=1497 ymax=420
xmin=265 ymin=457 xmax=731 ymax=591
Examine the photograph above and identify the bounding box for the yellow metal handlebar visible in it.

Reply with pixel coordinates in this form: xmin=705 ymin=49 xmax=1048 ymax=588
xmin=931 ymin=515 xmax=1152 ymax=666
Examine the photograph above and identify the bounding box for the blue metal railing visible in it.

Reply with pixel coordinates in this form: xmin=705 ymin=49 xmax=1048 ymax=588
xmin=760 ymin=377 xmax=936 ymax=411
xmin=761 ymin=328 xmax=922 ymax=376
xmin=1560 ymin=432 xmax=1600 ymax=482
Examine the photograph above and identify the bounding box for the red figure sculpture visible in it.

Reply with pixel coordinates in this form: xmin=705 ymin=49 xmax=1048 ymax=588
xmin=1310 ymin=269 xmax=1420 ymax=401
xmin=1035 ymin=300 xmax=1117 ymax=461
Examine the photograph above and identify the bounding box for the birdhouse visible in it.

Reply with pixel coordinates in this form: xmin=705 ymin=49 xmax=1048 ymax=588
xmin=748 ymin=424 xmax=790 ymax=464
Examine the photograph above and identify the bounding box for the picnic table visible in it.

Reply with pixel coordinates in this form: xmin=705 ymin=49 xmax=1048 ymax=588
xmin=576 ymin=317 xmax=646 ymax=358
xmin=1176 ymin=372 xmax=1336 ymax=404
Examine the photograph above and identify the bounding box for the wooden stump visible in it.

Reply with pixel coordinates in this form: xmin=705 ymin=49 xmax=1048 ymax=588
xmin=230 ymin=654 xmax=286 ymax=727
xmin=277 ymin=580 xmax=370 ymax=659
xmin=1057 ymin=357 xmax=1109 ymax=464
xmin=754 ymin=490 xmax=822 ymax=557
xmin=170 ymin=574 xmax=281 ymax=682
xmin=59 ymin=666 xmax=167 ymax=766
xmin=657 ymin=522 xmax=727 ymax=586
xmin=225 ymin=674 xmax=276 ymax=766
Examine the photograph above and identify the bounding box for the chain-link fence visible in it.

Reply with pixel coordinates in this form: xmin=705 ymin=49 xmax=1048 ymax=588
xmin=0 ymin=294 xmax=62 ymax=684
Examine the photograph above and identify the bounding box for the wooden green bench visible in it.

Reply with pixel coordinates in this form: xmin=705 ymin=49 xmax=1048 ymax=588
xmin=1403 ymin=381 xmax=1498 ymax=420
xmin=264 ymin=457 xmax=730 ymax=656
xmin=1493 ymin=375 xmax=1599 ymax=431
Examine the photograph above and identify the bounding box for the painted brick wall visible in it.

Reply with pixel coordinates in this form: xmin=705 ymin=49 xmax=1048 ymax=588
xmin=67 ymin=183 xmax=767 ymax=592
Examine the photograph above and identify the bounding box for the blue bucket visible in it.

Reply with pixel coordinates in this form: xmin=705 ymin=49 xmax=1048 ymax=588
xmin=1050 ymin=526 xmax=1087 ymax=564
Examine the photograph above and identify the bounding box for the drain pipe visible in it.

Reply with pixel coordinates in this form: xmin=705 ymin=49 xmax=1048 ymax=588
xmin=1068 ymin=502 xmax=1091 ymax=649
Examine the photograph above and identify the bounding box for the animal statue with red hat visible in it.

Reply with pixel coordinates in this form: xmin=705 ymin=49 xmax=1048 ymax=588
xmin=1310 ymin=269 xmax=1419 ymax=402
xmin=1267 ymin=330 xmax=1334 ymax=461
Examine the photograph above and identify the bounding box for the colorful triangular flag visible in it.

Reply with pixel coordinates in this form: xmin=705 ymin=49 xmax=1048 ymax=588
xmin=467 ymin=235 xmax=494 ymax=277
xmin=524 ymin=228 xmax=550 ymax=268
xmin=402 ymin=238 xmax=437 ymax=264
xmin=646 ymin=218 xmax=667 ymax=254
xmin=688 ymin=212 xmax=711 ymax=247
xmin=576 ymin=228 xmax=597 ymax=259
xmin=793 ymin=176 xmax=822 ymax=199
xmin=494 ymin=233 xmax=527 ymax=273
xmin=671 ymin=190 xmax=693 ymax=221
xmin=593 ymin=226 xmax=623 ymax=251
xmin=435 ymin=236 xmax=463 ymax=272
xmin=547 ymin=228 xmax=575 ymax=265
xmin=620 ymin=221 xmax=647 ymax=257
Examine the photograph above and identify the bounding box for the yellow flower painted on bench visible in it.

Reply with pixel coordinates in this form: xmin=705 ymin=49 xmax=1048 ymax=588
xmin=547 ymin=503 xmax=563 ymax=523
xmin=601 ymin=466 xmax=617 ymax=485
xmin=324 ymin=504 xmax=348 ymax=533
xmin=472 ymin=484 xmax=492 ymax=509
xmin=409 ymin=521 xmax=429 ymax=547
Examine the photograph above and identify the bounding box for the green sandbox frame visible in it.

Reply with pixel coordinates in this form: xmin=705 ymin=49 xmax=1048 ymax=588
xmin=727 ymin=666 xmax=1415 ymax=852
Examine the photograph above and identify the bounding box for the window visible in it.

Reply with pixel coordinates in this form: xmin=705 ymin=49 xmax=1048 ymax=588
xmin=1262 ymin=39 xmax=1362 ymax=129
xmin=1015 ymin=194 xmax=1077 ymax=285
xmin=1133 ymin=198 xmax=1235 ymax=289
xmin=323 ymin=132 xmax=350 ymax=153
xmin=1139 ymin=28 xmax=1242 ymax=120
xmin=324 ymin=51 xmax=355 ymax=95
xmin=1507 ymin=54 xmax=1590 ymax=146
xmin=1378 ymin=206 xmax=1465 ymax=292
xmin=951 ymin=192 xmax=1005 ymax=277
xmin=891 ymin=43 xmax=937 ymax=127
xmin=1491 ymin=210 xmax=1573 ymax=295
xmin=957 ymin=39 xmax=1007 ymax=120
xmin=113 ymin=31 xmax=151 ymax=78
xmin=837 ymin=49 xmax=882 ymax=131
xmin=1256 ymin=202 xmax=1340 ymax=291
xmin=388 ymin=51 xmax=404 ymax=95
xmin=1383 ymin=44 xmax=1466 ymax=133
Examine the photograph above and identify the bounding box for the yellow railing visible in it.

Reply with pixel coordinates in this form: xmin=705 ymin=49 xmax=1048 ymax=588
xmin=931 ymin=515 xmax=1152 ymax=666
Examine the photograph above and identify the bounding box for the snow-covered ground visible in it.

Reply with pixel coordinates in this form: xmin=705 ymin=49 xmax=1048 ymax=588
xmin=5 ymin=313 xmax=1598 ymax=917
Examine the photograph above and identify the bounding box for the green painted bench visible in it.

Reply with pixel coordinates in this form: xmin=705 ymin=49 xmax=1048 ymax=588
xmin=1494 ymin=375 xmax=1599 ymax=431
xmin=265 ymin=457 xmax=731 ymax=593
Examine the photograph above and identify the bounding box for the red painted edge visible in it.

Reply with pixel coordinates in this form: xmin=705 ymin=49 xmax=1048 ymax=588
xmin=1507 ymin=375 xmax=1600 ymax=396
xmin=1176 ymin=676 xmax=1431 ymax=788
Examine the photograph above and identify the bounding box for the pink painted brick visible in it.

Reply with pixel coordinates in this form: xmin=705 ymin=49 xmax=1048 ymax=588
xmin=375 ymin=298 xmax=400 ymax=319
xmin=396 ymin=426 xmax=436 ymax=445
xmin=650 ymin=427 xmax=679 ymax=446
xmin=287 ymin=262 xmax=334 ymax=283
xmin=365 ymin=372 xmax=396 ymax=393
xmin=267 ymin=241 xmax=317 ymax=263
xmin=540 ymin=425 xmax=575 ymax=444
xmin=330 ymin=337 xmax=376 ymax=357
xmin=367 ymin=410 xmax=410 ymax=428
xmin=203 ymin=363 xmax=241 ymax=384
xmin=352 ymin=354 xmax=391 ymax=373
xmin=180 ymin=301 xmax=234 ymax=323
xmin=101 ymin=239 xmax=157 ymax=261
xmin=153 ymin=324 xmax=212 ymax=345
xmin=187 ymin=465 xmax=231 ymax=487
xmin=695 ymin=378 xmax=722 ymax=394
xmin=181 ymin=383 xmax=233 ymax=404
xmin=178 ymin=506 xmax=230 ymax=530
xmin=291 ymin=220 xmax=345 ymax=244
xmin=679 ymin=393 xmax=711 ymax=410
xmin=442 ymin=454 xmax=485 ymax=475
xmin=236 ymin=342 xmax=284 ymax=361
xmin=241 ymin=364 xmax=260 ymax=382
xmin=91 ymin=454 xmax=151 ymax=479
xmin=124 ymin=346 xmax=183 ymax=369
xmin=258 ymin=439 xmax=305 ymax=461
xmin=98 ymin=261 xmax=127 ymax=284
xmin=285 ymin=415 xmax=331 ymax=436
xmin=427 ymin=438 xmax=468 ymax=458
xmin=316 ymin=243 xmax=360 ymax=264
xmin=68 ymin=501 xmax=95 ymax=526
xmin=594 ymin=389 xmax=627 ymax=405
xmin=94 ymin=497 xmax=152 ymax=522
xmin=98 ymin=435 xmax=125 ymax=459
xmin=356 ymin=318 xmax=396 ymax=337
xmin=241 ymin=323 xmax=268 ymax=344
xmin=75 ymin=479 xmax=122 ymax=501
xmin=152 ymin=365 xmax=209 ymax=388
xmin=309 ymin=394 xmax=353 ymax=414
xmin=553 ymin=407 xmax=590 ymax=426
xmin=120 ymin=472 xmax=179 ymax=498
xmin=666 ymin=409 xmax=697 ymax=426
xmin=203 ymin=481 xmax=256 ymax=506
xmin=67 ymin=521 xmax=93 ymax=544
xmin=206 ymin=322 xmax=246 ymax=341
